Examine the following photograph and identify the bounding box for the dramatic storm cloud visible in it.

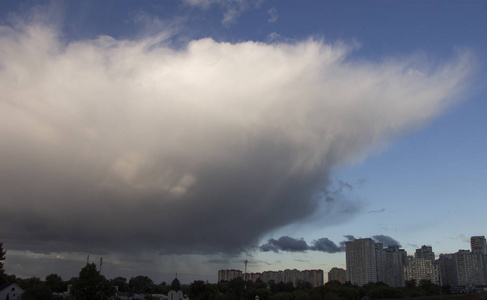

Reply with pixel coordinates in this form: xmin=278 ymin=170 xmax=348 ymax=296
xmin=0 ymin=19 xmax=472 ymax=257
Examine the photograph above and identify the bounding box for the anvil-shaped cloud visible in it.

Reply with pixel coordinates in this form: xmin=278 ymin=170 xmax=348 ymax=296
xmin=0 ymin=19 xmax=472 ymax=256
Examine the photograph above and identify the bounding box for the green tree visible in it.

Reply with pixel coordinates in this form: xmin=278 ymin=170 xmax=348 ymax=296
xmin=189 ymin=280 xmax=206 ymax=300
xmin=45 ymin=274 xmax=66 ymax=293
xmin=272 ymin=291 xmax=292 ymax=300
xmin=17 ymin=277 xmax=43 ymax=291
xmin=322 ymin=292 xmax=340 ymax=300
xmin=404 ymin=279 xmax=416 ymax=289
xmin=111 ymin=276 xmax=129 ymax=293
xmin=419 ymin=279 xmax=439 ymax=296
xmin=21 ymin=281 xmax=54 ymax=300
xmin=70 ymin=263 xmax=115 ymax=300
xmin=292 ymin=290 xmax=310 ymax=300
xmin=152 ymin=281 xmax=171 ymax=294
xmin=129 ymin=275 xmax=155 ymax=294
xmin=255 ymin=288 xmax=271 ymax=300
xmin=296 ymin=280 xmax=313 ymax=291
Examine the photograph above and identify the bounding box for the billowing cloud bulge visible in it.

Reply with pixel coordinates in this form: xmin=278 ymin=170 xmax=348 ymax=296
xmin=0 ymin=21 xmax=471 ymax=255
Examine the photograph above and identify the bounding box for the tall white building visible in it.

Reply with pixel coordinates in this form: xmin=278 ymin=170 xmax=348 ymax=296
xmin=346 ymin=238 xmax=377 ymax=286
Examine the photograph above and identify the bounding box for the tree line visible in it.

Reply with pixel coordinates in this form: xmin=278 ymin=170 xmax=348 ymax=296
xmin=186 ymin=277 xmax=452 ymax=300
xmin=0 ymin=242 xmax=460 ymax=300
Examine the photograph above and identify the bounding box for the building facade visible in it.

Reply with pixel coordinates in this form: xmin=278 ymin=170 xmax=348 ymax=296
xmin=383 ymin=246 xmax=407 ymax=287
xmin=345 ymin=238 xmax=377 ymax=286
xmin=218 ymin=269 xmax=323 ymax=287
xmin=406 ymin=246 xmax=438 ymax=284
xmin=218 ymin=269 xmax=243 ymax=282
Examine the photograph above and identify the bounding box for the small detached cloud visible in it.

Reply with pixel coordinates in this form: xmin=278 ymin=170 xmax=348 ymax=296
xmin=458 ymin=234 xmax=470 ymax=243
xmin=267 ymin=32 xmax=281 ymax=42
xmin=268 ymin=7 xmax=278 ymax=23
xmin=183 ymin=0 xmax=259 ymax=25
xmin=368 ymin=208 xmax=386 ymax=214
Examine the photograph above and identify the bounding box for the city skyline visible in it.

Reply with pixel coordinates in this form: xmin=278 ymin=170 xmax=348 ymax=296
xmin=1 ymin=0 xmax=487 ymax=284
xmin=220 ymin=235 xmax=487 ymax=286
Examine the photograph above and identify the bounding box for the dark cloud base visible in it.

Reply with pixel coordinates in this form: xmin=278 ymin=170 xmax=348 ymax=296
xmin=260 ymin=235 xmax=401 ymax=253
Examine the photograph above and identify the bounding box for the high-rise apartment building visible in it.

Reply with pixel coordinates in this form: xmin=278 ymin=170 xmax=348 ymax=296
xmin=406 ymin=246 xmax=438 ymax=284
xmin=346 ymin=239 xmax=408 ymax=287
xmin=455 ymin=250 xmax=475 ymax=286
xmin=383 ymin=246 xmax=407 ymax=287
xmin=471 ymin=236 xmax=487 ymax=254
xmin=470 ymin=236 xmax=487 ymax=285
xmin=417 ymin=246 xmax=438 ymax=283
xmin=438 ymin=254 xmax=458 ymax=286
xmin=375 ymin=243 xmax=386 ymax=283
xmin=346 ymin=238 xmax=377 ymax=286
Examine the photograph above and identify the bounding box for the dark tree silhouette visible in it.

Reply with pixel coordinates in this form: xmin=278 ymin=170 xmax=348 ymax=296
xmin=171 ymin=277 xmax=181 ymax=291
xmin=71 ymin=263 xmax=115 ymax=300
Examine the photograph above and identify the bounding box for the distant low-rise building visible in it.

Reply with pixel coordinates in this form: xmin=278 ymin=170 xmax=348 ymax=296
xmin=328 ymin=267 xmax=347 ymax=284
xmin=218 ymin=269 xmax=323 ymax=287
xmin=218 ymin=269 xmax=243 ymax=282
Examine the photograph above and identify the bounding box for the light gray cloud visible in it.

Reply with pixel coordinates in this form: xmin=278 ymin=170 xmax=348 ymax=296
xmin=183 ymin=0 xmax=261 ymax=24
xmin=0 ymin=17 xmax=473 ymax=260
xmin=267 ymin=7 xmax=278 ymax=23
xmin=338 ymin=180 xmax=353 ymax=191
xmin=266 ymin=32 xmax=281 ymax=42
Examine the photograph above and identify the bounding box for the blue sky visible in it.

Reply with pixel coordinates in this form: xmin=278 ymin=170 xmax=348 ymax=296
xmin=0 ymin=0 xmax=486 ymax=284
